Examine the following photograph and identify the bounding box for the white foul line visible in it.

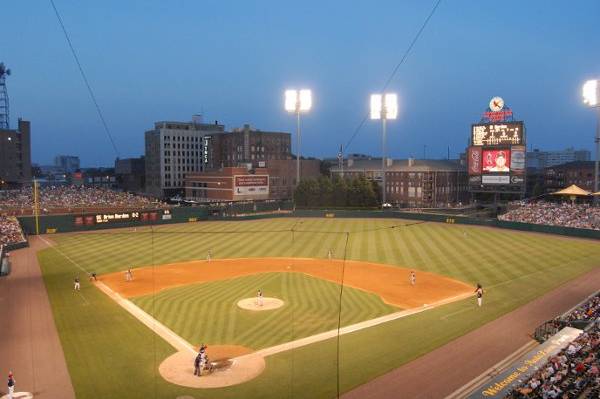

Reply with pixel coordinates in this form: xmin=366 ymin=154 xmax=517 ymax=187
xmin=96 ymin=280 xmax=472 ymax=361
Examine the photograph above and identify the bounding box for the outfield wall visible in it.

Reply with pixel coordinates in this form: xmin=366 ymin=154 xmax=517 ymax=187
xmin=16 ymin=200 xmax=293 ymax=235
xmin=15 ymin=204 xmax=599 ymax=240
xmin=17 ymin=207 xmax=209 ymax=235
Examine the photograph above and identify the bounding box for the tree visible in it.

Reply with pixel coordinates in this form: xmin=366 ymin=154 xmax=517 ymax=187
xmin=332 ymin=176 xmax=348 ymax=207
xmin=318 ymin=176 xmax=334 ymax=206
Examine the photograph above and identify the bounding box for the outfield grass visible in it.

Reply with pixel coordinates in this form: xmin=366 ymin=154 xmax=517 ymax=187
xmin=37 ymin=218 xmax=600 ymax=399
xmin=132 ymin=272 xmax=397 ymax=349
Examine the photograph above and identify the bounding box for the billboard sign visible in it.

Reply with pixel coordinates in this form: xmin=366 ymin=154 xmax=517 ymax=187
xmin=482 ymin=150 xmax=510 ymax=172
xmin=466 ymin=327 xmax=582 ymax=399
xmin=481 ymin=175 xmax=510 ymax=184
xmin=472 ymin=122 xmax=524 ymax=146
xmin=510 ymin=146 xmax=526 ymax=173
xmin=234 ymin=175 xmax=269 ymax=196
xmin=468 ymin=147 xmax=482 ymax=175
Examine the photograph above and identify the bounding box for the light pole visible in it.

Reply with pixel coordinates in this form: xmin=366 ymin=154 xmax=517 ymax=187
xmin=370 ymin=93 xmax=398 ymax=206
xmin=285 ymin=89 xmax=312 ymax=186
xmin=583 ymin=79 xmax=600 ymax=204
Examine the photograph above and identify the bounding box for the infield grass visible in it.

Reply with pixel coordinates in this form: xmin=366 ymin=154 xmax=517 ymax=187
xmin=37 ymin=217 xmax=600 ymax=399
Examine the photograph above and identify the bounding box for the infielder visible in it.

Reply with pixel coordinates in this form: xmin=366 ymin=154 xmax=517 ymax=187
xmin=328 ymin=249 xmax=333 ymax=260
xmin=74 ymin=277 xmax=80 ymax=291
xmin=257 ymin=289 xmax=263 ymax=307
xmin=207 ymin=250 xmax=212 ymax=262
xmin=409 ymin=271 xmax=416 ymax=286
xmin=475 ymin=284 xmax=484 ymax=307
xmin=125 ymin=268 xmax=133 ymax=282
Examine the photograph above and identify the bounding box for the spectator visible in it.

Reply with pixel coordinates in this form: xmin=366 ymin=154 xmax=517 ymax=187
xmin=0 ymin=216 xmax=25 ymax=246
xmin=0 ymin=186 xmax=165 ymax=213
xmin=506 ymin=327 xmax=600 ymax=399
xmin=499 ymin=201 xmax=600 ymax=230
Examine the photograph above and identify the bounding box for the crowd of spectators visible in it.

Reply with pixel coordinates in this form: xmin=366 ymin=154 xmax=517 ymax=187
xmin=0 ymin=216 xmax=25 ymax=246
xmin=499 ymin=202 xmax=600 ymax=230
xmin=505 ymin=325 xmax=600 ymax=399
xmin=0 ymin=186 xmax=164 ymax=212
xmin=565 ymin=294 xmax=600 ymax=324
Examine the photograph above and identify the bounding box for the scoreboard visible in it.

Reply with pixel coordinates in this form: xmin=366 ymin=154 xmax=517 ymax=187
xmin=468 ymin=103 xmax=526 ymax=194
xmin=74 ymin=209 xmax=172 ymax=226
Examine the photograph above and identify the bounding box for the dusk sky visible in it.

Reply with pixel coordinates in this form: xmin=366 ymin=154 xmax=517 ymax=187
xmin=3 ymin=0 xmax=600 ymax=167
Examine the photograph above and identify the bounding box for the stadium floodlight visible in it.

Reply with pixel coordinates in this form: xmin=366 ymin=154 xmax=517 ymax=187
xmin=370 ymin=93 xmax=398 ymax=120
xmin=583 ymin=79 xmax=599 ymax=107
xmin=284 ymin=89 xmax=312 ymax=185
xmin=370 ymin=93 xmax=398 ymax=207
xmin=582 ymin=79 xmax=600 ymax=204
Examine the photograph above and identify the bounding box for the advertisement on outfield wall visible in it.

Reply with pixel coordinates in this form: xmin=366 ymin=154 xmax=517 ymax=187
xmin=234 ymin=175 xmax=269 ymax=196
xmin=468 ymin=147 xmax=482 ymax=175
xmin=482 ymin=150 xmax=511 ymax=172
xmin=510 ymin=146 xmax=526 ymax=173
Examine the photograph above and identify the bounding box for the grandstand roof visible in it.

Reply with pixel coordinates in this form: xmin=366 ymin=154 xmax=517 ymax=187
xmin=551 ymin=184 xmax=591 ymax=196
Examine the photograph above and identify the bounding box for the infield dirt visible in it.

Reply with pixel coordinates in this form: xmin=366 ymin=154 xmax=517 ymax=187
xmin=99 ymin=257 xmax=474 ymax=308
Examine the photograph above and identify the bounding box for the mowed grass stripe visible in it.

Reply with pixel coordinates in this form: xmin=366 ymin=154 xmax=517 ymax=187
xmin=132 ymin=271 xmax=396 ymax=349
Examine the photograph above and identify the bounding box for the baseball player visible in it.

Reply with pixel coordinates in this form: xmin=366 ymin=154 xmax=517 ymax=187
xmin=7 ymin=371 xmax=15 ymax=399
xmin=88 ymin=272 xmax=97 ymax=282
xmin=74 ymin=276 xmax=80 ymax=291
xmin=409 ymin=271 xmax=416 ymax=286
xmin=207 ymin=250 xmax=212 ymax=262
xmin=194 ymin=352 xmax=202 ymax=376
xmin=328 ymin=249 xmax=333 ymax=260
xmin=125 ymin=268 xmax=133 ymax=282
xmin=475 ymin=284 xmax=484 ymax=307
xmin=257 ymin=289 xmax=263 ymax=307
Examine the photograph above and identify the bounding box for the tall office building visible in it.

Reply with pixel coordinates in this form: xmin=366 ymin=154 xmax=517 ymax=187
xmin=54 ymin=155 xmax=80 ymax=173
xmin=527 ymin=147 xmax=591 ymax=169
xmin=0 ymin=118 xmax=31 ymax=187
xmin=145 ymin=120 xmax=225 ymax=198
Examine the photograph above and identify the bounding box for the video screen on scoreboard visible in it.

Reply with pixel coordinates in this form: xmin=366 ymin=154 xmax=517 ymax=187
xmin=471 ymin=122 xmax=523 ymax=146
xmin=482 ymin=149 xmax=510 ymax=172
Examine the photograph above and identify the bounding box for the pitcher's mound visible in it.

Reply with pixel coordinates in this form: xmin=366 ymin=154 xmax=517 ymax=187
xmin=237 ymin=297 xmax=284 ymax=311
xmin=159 ymin=345 xmax=265 ymax=388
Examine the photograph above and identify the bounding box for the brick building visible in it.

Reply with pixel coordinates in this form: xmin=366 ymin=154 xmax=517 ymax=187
xmin=209 ymin=124 xmax=291 ymax=169
xmin=330 ymin=158 xmax=468 ymax=208
xmin=0 ymin=118 xmax=31 ymax=187
xmin=543 ymin=161 xmax=595 ymax=192
xmin=184 ymin=159 xmax=320 ymax=202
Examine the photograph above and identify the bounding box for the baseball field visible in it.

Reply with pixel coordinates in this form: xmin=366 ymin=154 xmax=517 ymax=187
xmin=35 ymin=217 xmax=600 ymax=398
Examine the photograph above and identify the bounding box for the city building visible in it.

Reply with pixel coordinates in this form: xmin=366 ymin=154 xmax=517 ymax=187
xmin=184 ymin=159 xmax=320 ymax=202
xmin=330 ymin=158 xmax=468 ymax=208
xmin=115 ymin=156 xmax=145 ymax=193
xmin=145 ymin=119 xmax=292 ymax=198
xmin=0 ymin=118 xmax=31 ymax=187
xmin=54 ymin=155 xmax=80 ymax=173
xmin=209 ymin=124 xmax=291 ymax=170
xmin=145 ymin=119 xmax=225 ymax=198
xmin=527 ymin=147 xmax=591 ymax=169
xmin=543 ymin=161 xmax=595 ymax=192
xmin=73 ymin=167 xmax=117 ymax=189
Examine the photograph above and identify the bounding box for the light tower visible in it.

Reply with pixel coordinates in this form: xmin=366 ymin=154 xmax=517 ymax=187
xmin=0 ymin=62 xmax=11 ymax=130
